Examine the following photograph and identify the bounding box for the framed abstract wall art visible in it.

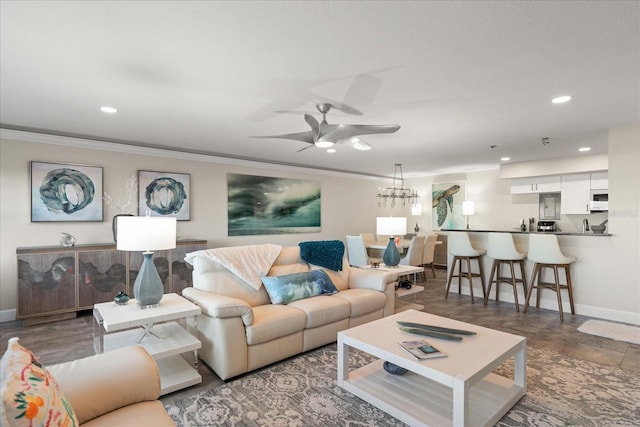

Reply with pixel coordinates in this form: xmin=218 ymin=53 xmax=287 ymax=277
xmin=138 ymin=170 xmax=190 ymax=220
xmin=432 ymin=180 xmax=466 ymax=230
xmin=31 ymin=161 xmax=103 ymax=222
xmin=227 ymin=173 xmax=321 ymax=236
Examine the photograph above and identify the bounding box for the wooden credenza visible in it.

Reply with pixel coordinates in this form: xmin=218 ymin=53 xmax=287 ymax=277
xmin=16 ymin=239 xmax=207 ymax=324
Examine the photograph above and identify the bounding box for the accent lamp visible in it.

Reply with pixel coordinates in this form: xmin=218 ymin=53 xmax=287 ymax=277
xmin=376 ymin=216 xmax=407 ymax=267
xmin=116 ymin=215 xmax=177 ymax=307
xmin=462 ymin=201 xmax=475 ymax=229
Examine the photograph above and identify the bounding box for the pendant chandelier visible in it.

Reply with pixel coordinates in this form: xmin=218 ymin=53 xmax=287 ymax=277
xmin=376 ymin=163 xmax=419 ymax=208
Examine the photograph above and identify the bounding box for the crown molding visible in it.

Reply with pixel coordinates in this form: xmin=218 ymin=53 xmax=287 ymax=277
xmin=1 ymin=127 xmax=388 ymax=182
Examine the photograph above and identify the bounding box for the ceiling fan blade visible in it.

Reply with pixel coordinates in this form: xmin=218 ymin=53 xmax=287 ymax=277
xmin=251 ymin=131 xmax=315 ymax=144
xmin=320 ymin=124 xmax=400 ymax=142
xmin=304 ymin=114 xmax=321 ymax=141
xmin=295 ymin=145 xmax=315 ymax=153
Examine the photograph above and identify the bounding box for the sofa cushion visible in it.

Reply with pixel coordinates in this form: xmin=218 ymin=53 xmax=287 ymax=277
xmin=246 ymin=305 xmax=307 ymax=345
xmin=1 ymin=337 xmax=78 ymax=427
xmin=333 ymin=288 xmax=387 ymax=317
xmin=310 ymin=260 xmax=351 ymax=291
xmin=261 ymin=270 xmax=338 ymax=304
xmin=192 ymin=256 xmax=272 ymax=307
xmin=287 ymin=295 xmax=351 ymax=328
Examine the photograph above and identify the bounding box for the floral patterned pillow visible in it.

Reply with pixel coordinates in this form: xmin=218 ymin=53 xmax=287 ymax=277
xmin=0 ymin=337 xmax=78 ymax=427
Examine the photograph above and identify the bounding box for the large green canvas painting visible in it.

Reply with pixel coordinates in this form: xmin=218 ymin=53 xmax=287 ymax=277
xmin=227 ymin=173 xmax=321 ymax=236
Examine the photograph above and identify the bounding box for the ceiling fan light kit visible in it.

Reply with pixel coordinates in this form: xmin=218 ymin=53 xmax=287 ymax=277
xmin=376 ymin=163 xmax=420 ymax=208
xmin=314 ymin=140 xmax=334 ymax=148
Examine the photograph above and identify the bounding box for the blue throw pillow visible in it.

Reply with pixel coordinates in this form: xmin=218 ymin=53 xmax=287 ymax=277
xmin=261 ymin=270 xmax=338 ymax=304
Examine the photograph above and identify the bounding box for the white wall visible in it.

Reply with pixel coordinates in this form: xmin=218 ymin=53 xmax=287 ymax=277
xmin=0 ymin=133 xmax=407 ymax=318
xmin=2 ymin=124 xmax=638 ymax=323
xmin=407 ymin=124 xmax=639 ymax=323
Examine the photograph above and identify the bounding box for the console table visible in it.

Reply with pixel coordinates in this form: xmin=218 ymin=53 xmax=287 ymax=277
xmin=16 ymin=239 xmax=206 ymax=324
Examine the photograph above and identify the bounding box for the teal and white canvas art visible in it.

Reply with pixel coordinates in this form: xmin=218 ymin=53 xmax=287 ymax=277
xmin=227 ymin=173 xmax=321 ymax=236
xmin=138 ymin=170 xmax=190 ymax=220
xmin=432 ymin=181 xmax=466 ymax=230
xmin=31 ymin=161 xmax=103 ymax=222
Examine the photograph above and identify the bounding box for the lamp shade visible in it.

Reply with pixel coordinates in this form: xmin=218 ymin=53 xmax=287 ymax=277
xmin=462 ymin=201 xmax=475 ymax=216
xmin=116 ymin=216 xmax=177 ymax=251
xmin=376 ymin=217 xmax=407 ymax=236
xmin=411 ymin=202 xmax=423 ymax=216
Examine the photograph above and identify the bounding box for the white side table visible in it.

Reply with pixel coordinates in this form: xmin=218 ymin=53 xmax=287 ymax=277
xmin=357 ymin=264 xmax=425 ymax=312
xmin=93 ymin=293 xmax=202 ymax=395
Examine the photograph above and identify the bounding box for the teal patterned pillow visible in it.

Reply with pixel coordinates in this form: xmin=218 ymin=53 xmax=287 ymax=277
xmin=261 ymin=270 xmax=338 ymax=304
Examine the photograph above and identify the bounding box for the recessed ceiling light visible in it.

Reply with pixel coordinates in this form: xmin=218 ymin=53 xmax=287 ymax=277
xmin=100 ymin=106 xmax=118 ymax=114
xmin=551 ymin=95 xmax=572 ymax=104
xmin=326 ymin=148 xmax=336 ymax=153
xmin=579 ymin=147 xmax=591 ymax=152
xmin=501 ymin=157 xmax=511 ymax=161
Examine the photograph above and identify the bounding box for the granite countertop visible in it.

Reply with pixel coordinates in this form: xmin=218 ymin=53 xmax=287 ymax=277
xmin=440 ymin=229 xmax=612 ymax=236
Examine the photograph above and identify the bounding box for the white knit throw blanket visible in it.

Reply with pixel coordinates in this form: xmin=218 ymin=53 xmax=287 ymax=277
xmin=185 ymin=244 xmax=282 ymax=290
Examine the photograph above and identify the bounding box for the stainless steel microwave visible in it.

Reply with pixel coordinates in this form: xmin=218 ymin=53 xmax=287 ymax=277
xmin=589 ymin=192 xmax=608 ymax=212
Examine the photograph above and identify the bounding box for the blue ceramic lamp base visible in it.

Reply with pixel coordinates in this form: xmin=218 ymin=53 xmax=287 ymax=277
xmin=383 ymin=237 xmax=401 ymax=267
xmin=133 ymin=252 xmax=164 ymax=308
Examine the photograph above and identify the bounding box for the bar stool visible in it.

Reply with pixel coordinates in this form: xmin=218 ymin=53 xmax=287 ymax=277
xmin=523 ymin=234 xmax=577 ymax=321
xmin=484 ymin=232 xmax=527 ymax=312
xmin=445 ymin=231 xmax=486 ymax=303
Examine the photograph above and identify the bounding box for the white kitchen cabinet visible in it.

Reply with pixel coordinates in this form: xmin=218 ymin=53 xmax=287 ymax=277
xmin=590 ymin=171 xmax=608 ymax=190
xmin=510 ymin=175 xmax=561 ymax=194
xmin=561 ymin=173 xmax=590 ymax=214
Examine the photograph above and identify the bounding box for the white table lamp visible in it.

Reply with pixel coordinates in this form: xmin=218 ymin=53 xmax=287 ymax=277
xmin=117 ymin=216 xmax=177 ymax=307
xmin=376 ymin=216 xmax=407 ymax=267
xmin=462 ymin=201 xmax=475 ymax=229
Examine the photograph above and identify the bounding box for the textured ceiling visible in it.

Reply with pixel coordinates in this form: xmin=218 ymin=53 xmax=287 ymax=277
xmin=1 ymin=1 xmax=638 ymax=178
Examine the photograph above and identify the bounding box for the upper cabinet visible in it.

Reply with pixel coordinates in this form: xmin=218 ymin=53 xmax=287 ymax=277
xmin=510 ymin=175 xmax=561 ymax=194
xmin=590 ymin=171 xmax=608 ymax=190
xmin=561 ymin=173 xmax=591 ymax=214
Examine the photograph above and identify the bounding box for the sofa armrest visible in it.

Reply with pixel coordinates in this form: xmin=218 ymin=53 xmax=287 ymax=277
xmin=183 ymin=287 xmax=254 ymax=326
xmin=48 ymin=346 xmax=160 ymax=425
xmin=348 ymin=267 xmax=396 ymax=292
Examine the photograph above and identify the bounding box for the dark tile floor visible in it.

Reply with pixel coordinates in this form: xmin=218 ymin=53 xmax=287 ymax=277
xmin=407 ymin=268 xmax=640 ymax=373
xmin=1 ymin=268 xmax=638 ymax=403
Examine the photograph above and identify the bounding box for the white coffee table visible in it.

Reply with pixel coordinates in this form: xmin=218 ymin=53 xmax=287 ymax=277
xmin=93 ymin=293 xmax=202 ymax=395
xmin=337 ymin=310 xmax=526 ymax=427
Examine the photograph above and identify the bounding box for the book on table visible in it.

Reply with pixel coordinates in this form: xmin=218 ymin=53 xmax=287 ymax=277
xmin=398 ymin=339 xmax=447 ymax=360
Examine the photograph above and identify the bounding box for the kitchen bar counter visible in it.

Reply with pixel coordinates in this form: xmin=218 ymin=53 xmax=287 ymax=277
xmin=437 ymin=229 xmax=622 ymax=322
xmin=441 ymin=228 xmax=611 ymax=236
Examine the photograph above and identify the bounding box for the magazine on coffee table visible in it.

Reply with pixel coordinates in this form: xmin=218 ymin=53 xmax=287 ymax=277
xmin=398 ymin=339 xmax=447 ymax=360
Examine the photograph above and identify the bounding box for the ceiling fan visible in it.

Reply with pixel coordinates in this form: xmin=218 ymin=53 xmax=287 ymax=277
xmin=252 ymin=103 xmax=400 ymax=152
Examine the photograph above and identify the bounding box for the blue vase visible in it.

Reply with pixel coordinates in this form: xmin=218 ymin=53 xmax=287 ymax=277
xmin=133 ymin=252 xmax=164 ymax=307
xmin=383 ymin=237 xmax=401 ymax=267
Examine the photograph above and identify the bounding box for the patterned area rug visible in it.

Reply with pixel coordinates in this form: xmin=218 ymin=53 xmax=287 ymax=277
xmin=578 ymin=319 xmax=640 ymax=345
xmin=164 ymin=344 xmax=640 ymax=426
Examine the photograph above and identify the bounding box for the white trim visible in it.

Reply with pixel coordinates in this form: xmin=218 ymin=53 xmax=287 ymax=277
xmin=0 ymin=128 xmax=388 ymax=182
xmin=461 ymin=287 xmax=640 ymax=325
xmin=0 ymin=309 xmax=16 ymax=323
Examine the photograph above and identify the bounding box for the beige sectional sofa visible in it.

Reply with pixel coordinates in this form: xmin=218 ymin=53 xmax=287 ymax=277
xmin=182 ymin=245 xmax=398 ymax=380
xmin=49 ymin=346 xmax=174 ymax=427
